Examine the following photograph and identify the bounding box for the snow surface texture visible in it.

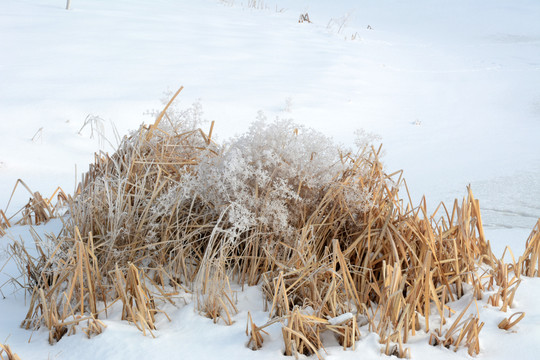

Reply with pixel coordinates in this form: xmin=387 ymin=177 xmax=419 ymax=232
xmin=1 ymin=0 xmax=539 ymax=359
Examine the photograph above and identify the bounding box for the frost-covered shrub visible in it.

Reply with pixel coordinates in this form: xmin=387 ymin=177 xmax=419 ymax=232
xmin=16 ymin=99 xmax=504 ymax=352
xmin=187 ymin=112 xmax=346 ymax=234
xmin=145 ymin=108 xmax=377 ymax=243
xmin=69 ymin=100 xmax=380 ymax=272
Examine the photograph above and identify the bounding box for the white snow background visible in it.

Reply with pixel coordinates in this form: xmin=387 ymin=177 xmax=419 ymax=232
xmin=1 ymin=0 xmax=540 ymax=358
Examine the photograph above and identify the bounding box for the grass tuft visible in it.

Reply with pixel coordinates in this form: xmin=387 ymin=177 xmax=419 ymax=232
xmin=5 ymin=89 xmax=539 ymax=357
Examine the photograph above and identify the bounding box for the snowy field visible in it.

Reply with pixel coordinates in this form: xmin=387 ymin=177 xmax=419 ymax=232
xmin=1 ymin=0 xmax=539 ymax=359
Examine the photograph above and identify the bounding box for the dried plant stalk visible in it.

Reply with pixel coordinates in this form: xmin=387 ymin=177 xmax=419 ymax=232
xmin=113 ymin=263 xmax=161 ymax=337
xmin=498 ymin=312 xmax=525 ymax=331
xmin=83 ymin=315 xmax=107 ymax=338
xmin=246 ymin=312 xmax=268 ymax=350
xmin=519 ymin=220 xmax=540 ymax=277
xmin=325 ymin=313 xmax=360 ymax=350
xmin=0 ymin=343 xmax=21 ymax=360
xmin=429 ymin=300 xmax=484 ymax=356
xmin=282 ymin=308 xmax=326 ymax=359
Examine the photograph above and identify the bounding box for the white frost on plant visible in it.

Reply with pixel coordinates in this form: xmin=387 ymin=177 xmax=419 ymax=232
xmin=130 ymin=103 xmax=379 ymax=246
xmin=182 ymin=112 xmax=352 ymax=236
xmin=328 ymin=312 xmax=354 ymax=325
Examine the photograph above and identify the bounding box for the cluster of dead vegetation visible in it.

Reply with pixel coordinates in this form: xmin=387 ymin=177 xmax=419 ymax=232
xmin=2 ymin=88 xmax=538 ymax=358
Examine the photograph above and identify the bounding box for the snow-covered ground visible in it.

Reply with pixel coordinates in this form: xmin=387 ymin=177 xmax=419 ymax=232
xmin=1 ymin=0 xmax=539 ymax=358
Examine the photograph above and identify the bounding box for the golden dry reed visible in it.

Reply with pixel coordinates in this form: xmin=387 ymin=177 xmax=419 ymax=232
xmin=0 ymin=343 xmax=21 ymax=360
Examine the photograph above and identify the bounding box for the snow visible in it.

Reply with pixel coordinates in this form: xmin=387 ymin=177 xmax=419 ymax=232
xmin=1 ymin=0 xmax=540 ymax=359
xmin=328 ymin=313 xmax=354 ymax=326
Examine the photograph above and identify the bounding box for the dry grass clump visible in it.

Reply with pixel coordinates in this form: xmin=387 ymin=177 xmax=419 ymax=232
xmin=429 ymin=300 xmax=485 ymax=356
xmin=18 ymin=228 xmax=109 ymax=344
xmin=82 ymin=315 xmax=107 ymax=338
xmin=430 ymin=313 xmax=484 ymax=356
xmin=196 ymin=262 xmax=238 ymax=325
xmin=6 ymin=89 xmax=539 ymax=357
xmin=114 ymin=263 xmax=160 ymax=336
xmin=487 ymin=259 xmax=521 ymax=312
xmin=518 ymin=219 xmax=540 ymax=277
xmin=0 ymin=210 xmax=9 ymax=237
xmin=246 ymin=311 xmax=268 ymax=350
xmin=282 ymin=308 xmax=326 ymax=359
xmin=2 ymin=180 xmax=67 ymax=231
